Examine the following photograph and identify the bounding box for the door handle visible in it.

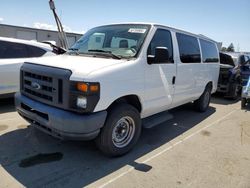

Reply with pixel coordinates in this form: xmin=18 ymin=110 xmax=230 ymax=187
xmin=172 ymin=76 xmax=176 ymax=85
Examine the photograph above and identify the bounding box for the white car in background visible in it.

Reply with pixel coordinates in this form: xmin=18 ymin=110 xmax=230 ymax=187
xmin=0 ymin=37 xmax=63 ymax=98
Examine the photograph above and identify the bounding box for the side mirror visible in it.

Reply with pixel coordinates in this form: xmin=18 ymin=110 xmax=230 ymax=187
xmin=147 ymin=47 xmax=170 ymax=64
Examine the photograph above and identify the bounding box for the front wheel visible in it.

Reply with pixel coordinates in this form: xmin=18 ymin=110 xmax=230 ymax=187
xmin=194 ymin=85 xmax=212 ymax=112
xmin=95 ymin=104 xmax=141 ymax=157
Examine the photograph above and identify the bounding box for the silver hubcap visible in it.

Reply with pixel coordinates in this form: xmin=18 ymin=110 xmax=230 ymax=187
xmin=112 ymin=116 xmax=135 ymax=148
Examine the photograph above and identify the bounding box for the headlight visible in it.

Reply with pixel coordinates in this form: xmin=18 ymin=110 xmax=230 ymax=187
xmin=76 ymin=96 xmax=87 ymax=109
xmin=70 ymin=81 xmax=100 ymax=112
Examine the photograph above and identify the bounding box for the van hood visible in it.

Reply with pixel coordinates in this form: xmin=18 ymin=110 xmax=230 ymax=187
xmin=27 ymin=54 xmax=126 ymax=77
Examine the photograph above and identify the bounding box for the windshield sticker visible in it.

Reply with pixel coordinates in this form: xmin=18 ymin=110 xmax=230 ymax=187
xmin=128 ymin=28 xmax=146 ymax=34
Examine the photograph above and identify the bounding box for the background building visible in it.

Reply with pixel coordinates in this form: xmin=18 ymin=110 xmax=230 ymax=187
xmin=0 ymin=24 xmax=82 ymax=47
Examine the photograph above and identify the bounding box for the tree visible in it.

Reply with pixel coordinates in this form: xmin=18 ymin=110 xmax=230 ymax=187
xmin=221 ymin=47 xmax=227 ymax=52
xmin=227 ymin=43 xmax=235 ymax=52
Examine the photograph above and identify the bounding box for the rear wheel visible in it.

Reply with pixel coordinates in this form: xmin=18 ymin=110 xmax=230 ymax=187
xmin=96 ymin=104 xmax=141 ymax=157
xmin=194 ymin=85 xmax=212 ymax=112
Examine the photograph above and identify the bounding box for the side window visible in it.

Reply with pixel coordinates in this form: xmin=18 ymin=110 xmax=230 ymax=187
xmin=200 ymin=39 xmax=219 ymax=63
xmin=27 ymin=45 xmax=46 ymax=57
xmin=176 ymin=33 xmax=201 ymax=63
xmin=0 ymin=41 xmax=7 ymax=58
xmin=147 ymin=29 xmax=173 ymax=62
xmin=0 ymin=41 xmax=28 ymax=59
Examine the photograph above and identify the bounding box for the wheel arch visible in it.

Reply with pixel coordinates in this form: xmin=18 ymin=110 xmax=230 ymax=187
xmin=206 ymin=81 xmax=213 ymax=90
xmin=107 ymin=94 xmax=142 ymax=113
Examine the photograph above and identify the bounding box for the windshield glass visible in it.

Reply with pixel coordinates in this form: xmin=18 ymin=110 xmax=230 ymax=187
xmin=68 ymin=24 xmax=150 ymax=59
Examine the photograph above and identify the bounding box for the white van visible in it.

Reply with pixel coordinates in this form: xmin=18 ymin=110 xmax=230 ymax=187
xmin=15 ymin=23 xmax=220 ymax=156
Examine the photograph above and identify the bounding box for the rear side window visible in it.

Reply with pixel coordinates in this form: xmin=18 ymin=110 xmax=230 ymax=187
xmin=176 ymin=33 xmax=201 ymax=63
xmin=147 ymin=29 xmax=174 ymax=62
xmin=0 ymin=41 xmax=28 ymax=59
xmin=27 ymin=45 xmax=47 ymax=57
xmin=200 ymin=39 xmax=219 ymax=63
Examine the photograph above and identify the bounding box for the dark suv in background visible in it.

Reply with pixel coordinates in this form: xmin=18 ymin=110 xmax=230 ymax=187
xmin=217 ymin=52 xmax=250 ymax=99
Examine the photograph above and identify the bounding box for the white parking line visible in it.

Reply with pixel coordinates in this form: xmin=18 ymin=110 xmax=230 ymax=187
xmin=98 ymin=108 xmax=239 ymax=188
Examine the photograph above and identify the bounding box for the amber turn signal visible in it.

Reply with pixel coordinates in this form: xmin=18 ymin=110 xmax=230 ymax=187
xmin=76 ymin=82 xmax=99 ymax=93
xmin=90 ymin=85 xmax=99 ymax=92
xmin=77 ymin=83 xmax=88 ymax=92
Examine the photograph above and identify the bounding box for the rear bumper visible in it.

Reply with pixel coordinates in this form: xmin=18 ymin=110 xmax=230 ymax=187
xmin=15 ymin=93 xmax=107 ymax=140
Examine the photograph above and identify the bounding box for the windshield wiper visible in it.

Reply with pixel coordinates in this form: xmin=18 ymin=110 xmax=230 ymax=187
xmin=67 ymin=48 xmax=80 ymax=55
xmin=88 ymin=49 xmax=121 ymax=59
xmin=68 ymin=48 xmax=78 ymax=51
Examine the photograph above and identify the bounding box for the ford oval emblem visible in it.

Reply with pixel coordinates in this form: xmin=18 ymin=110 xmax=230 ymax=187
xmin=31 ymin=82 xmax=41 ymax=90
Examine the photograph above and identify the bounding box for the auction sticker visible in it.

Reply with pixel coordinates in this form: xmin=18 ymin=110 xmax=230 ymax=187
xmin=128 ymin=28 xmax=146 ymax=33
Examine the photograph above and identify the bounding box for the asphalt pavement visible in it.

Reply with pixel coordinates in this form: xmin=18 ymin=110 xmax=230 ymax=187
xmin=0 ymin=96 xmax=249 ymax=188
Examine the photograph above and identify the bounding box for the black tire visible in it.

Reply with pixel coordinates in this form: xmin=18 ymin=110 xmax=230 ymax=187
xmin=194 ymin=85 xmax=212 ymax=112
xmin=230 ymin=82 xmax=241 ymax=100
xmin=241 ymin=98 xmax=247 ymax=109
xmin=95 ymin=104 xmax=141 ymax=157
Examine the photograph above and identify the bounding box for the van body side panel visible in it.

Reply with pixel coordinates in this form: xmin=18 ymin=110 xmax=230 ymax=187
xmin=206 ymin=63 xmax=220 ymax=93
xmin=143 ymin=62 xmax=176 ymax=117
xmin=172 ymin=63 xmax=196 ymax=106
xmin=88 ymin=59 xmax=145 ymax=115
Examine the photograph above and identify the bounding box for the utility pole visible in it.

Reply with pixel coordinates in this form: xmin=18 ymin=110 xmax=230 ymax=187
xmin=49 ymin=0 xmax=69 ymax=49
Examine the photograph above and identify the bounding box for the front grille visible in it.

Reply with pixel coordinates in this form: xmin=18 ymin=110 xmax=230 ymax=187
xmin=20 ymin=63 xmax=72 ymax=109
xmin=23 ymin=70 xmax=55 ymax=102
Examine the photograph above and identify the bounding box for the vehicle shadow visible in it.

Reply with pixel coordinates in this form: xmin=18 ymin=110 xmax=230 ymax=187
xmin=211 ymin=93 xmax=240 ymax=105
xmin=0 ymin=98 xmax=15 ymax=114
xmin=0 ymin=103 xmax=215 ymax=188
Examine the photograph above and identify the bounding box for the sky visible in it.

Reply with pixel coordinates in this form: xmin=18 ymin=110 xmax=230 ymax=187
xmin=0 ymin=0 xmax=249 ymax=51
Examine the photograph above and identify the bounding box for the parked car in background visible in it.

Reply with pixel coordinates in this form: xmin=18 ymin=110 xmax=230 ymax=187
xmin=0 ymin=37 xmax=65 ymax=98
xmin=217 ymin=52 xmax=249 ymax=99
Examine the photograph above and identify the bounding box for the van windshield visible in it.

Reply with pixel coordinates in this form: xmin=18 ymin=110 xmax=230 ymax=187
xmin=68 ymin=24 xmax=150 ymax=59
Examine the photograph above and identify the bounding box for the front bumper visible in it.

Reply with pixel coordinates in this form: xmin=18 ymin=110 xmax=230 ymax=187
xmin=15 ymin=93 xmax=107 ymax=140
